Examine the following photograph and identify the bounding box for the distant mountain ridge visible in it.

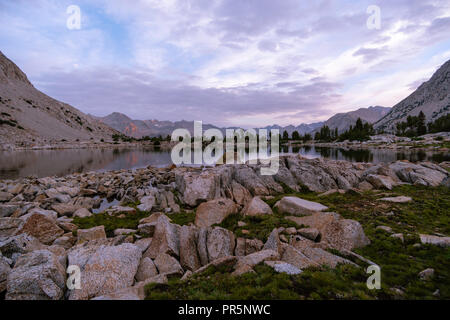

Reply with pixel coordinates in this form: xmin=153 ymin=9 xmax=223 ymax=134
xmin=0 ymin=51 xmax=119 ymax=147
xmin=375 ymin=59 xmax=450 ymax=132
xmin=97 ymin=107 xmax=391 ymax=139
xmin=313 ymin=106 xmax=391 ymax=134
xmin=97 ymin=112 xmax=325 ymax=138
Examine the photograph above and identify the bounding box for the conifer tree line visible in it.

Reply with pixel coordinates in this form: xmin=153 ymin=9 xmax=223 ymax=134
xmin=280 ymin=112 xmax=449 ymax=142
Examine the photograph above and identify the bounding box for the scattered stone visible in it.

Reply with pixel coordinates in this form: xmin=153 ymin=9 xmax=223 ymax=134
xmin=179 ymin=225 xmax=201 ymax=271
xmin=137 ymin=195 xmax=155 ymax=212
xmin=194 ymin=198 xmax=238 ymax=228
xmin=77 ymin=226 xmax=107 ymax=243
xmin=419 ymin=234 xmax=450 ymax=247
xmin=0 ymin=217 xmax=24 ymax=237
xmin=206 ymin=227 xmax=235 ymax=262
xmin=376 ymin=225 xmax=393 ymax=233
xmin=154 ymin=253 xmax=184 ymax=277
xmin=391 ymin=233 xmax=404 ymax=242
xmin=286 ymin=212 xmax=370 ymax=251
xmin=0 ymin=192 xmax=14 ymax=202
xmin=68 ymin=243 xmax=142 ymax=300
xmin=378 ymin=196 xmax=412 ymax=203
xmin=16 ymin=213 xmax=64 ymax=245
xmin=418 ymin=268 xmax=434 ymax=281
xmin=297 ymin=228 xmax=320 ymax=241
xmin=366 ymin=174 xmax=397 ymax=190
xmin=237 ymin=221 xmax=247 ymax=227
xmin=242 ymin=197 xmax=273 ymax=216
xmin=105 ymin=206 xmax=136 ymax=216
xmin=114 ymin=228 xmax=136 ymax=236
xmin=264 ymin=261 xmax=302 ymax=275
xmin=263 ymin=228 xmax=282 ymax=254
xmin=275 ymin=196 xmax=328 ymax=216
xmin=73 ymin=208 xmax=92 ymax=218
xmin=144 ymin=215 xmax=180 ymax=259
xmin=6 ymin=250 xmax=66 ymax=300
xmin=0 ymin=204 xmax=20 ymax=218
xmin=135 ymin=257 xmax=158 ymax=281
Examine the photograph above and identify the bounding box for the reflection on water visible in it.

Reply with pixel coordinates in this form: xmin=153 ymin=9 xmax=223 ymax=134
xmin=291 ymin=146 xmax=450 ymax=164
xmin=0 ymin=148 xmax=172 ymax=179
xmin=0 ymin=146 xmax=448 ymax=180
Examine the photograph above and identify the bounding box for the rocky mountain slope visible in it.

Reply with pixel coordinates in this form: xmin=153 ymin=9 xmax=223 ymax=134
xmin=96 ymin=112 xmax=224 ymax=138
xmin=0 ymin=51 xmax=119 ymax=148
xmin=375 ymin=59 xmax=450 ymax=132
xmin=313 ymin=106 xmax=390 ymax=134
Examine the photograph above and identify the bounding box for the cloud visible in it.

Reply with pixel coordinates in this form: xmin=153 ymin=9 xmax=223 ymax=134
xmin=0 ymin=0 xmax=450 ymax=127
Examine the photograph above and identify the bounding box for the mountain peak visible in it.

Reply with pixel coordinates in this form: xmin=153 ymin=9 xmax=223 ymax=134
xmin=375 ymin=59 xmax=450 ymax=132
xmin=0 ymin=51 xmax=32 ymax=85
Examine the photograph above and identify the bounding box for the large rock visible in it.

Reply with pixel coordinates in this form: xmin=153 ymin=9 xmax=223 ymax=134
xmin=234 ymin=167 xmax=270 ymax=196
xmin=77 ymin=226 xmax=107 ymax=244
xmin=281 ymin=245 xmax=319 ymax=269
xmin=265 ymin=260 xmax=302 ymax=275
xmin=0 ymin=254 xmax=11 ymax=293
xmin=135 ymin=257 xmax=158 ymax=282
xmin=0 ymin=192 xmax=14 ymax=202
xmin=0 ymin=204 xmax=20 ymax=218
xmin=365 ymin=174 xmax=397 ymax=190
xmin=0 ymin=234 xmax=44 ymax=261
xmin=231 ymin=181 xmax=252 ymax=206
xmin=263 ymin=228 xmax=283 ymax=254
xmin=73 ymin=208 xmax=92 ymax=218
xmin=194 ymin=198 xmax=238 ymax=228
xmin=175 ymin=168 xmax=228 ymax=207
xmin=274 ymin=196 xmax=328 ymax=216
xmin=51 ymin=203 xmax=79 ymax=216
xmin=6 ymin=250 xmax=66 ymax=300
xmin=179 ymin=225 xmax=201 ymax=271
xmin=242 ymin=197 xmax=273 ymax=216
xmin=236 ymin=249 xmax=279 ymax=269
xmin=206 ymin=227 xmax=235 ymax=262
xmin=419 ymin=234 xmax=450 ymax=247
xmin=235 ymin=238 xmax=264 ymax=256
xmin=389 ymin=161 xmax=448 ymax=186
xmin=137 ymin=195 xmax=155 ymax=212
xmin=68 ymin=243 xmax=142 ymax=300
xmin=286 ymin=212 xmax=370 ymax=251
xmin=143 ymin=215 xmax=180 ymax=259
xmin=154 ymin=253 xmax=184 ymax=277
xmin=0 ymin=217 xmax=24 ymax=237
xmin=16 ymin=213 xmax=64 ymax=245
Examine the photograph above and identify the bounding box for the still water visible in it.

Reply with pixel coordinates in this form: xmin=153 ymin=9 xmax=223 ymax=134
xmin=0 ymin=146 xmax=448 ymax=180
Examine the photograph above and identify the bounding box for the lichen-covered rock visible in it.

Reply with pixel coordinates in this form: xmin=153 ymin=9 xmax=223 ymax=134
xmin=68 ymin=243 xmax=142 ymax=300
xmin=242 ymin=197 xmax=273 ymax=216
xmin=135 ymin=257 xmax=158 ymax=282
xmin=179 ymin=225 xmax=201 ymax=271
xmin=194 ymin=198 xmax=238 ymax=228
xmin=6 ymin=250 xmax=66 ymax=300
xmin=77 ymin=226 xmax=107 ymax=244
xmin=16 ymin=213 xmax=64 ymax=245
xmin=143 ymin=215 xmax=180 ymax=259
xmin=286 ymin=212 xmax=370 ymax=251
xmin=154 ymin=253 xmax=183 ymax=277
xmin=206 ymin=227 xmax=235 ymax=262
xmin=0 ymin=217 xmax=24 ymax=237
xmin=274 ymin=197 xmax=328 ymax=216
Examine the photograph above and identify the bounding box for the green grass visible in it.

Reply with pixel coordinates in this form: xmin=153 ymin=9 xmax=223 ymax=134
xmin=145 ymin=184 xmax=450 ymax=300
xmin=72 ymin=201 xmax=149 ymax=237
xmin=216 ymin=212 xmax=303 ymax=242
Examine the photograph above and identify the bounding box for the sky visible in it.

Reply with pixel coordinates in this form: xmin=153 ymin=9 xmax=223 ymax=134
xmin=0 ymin=0 xmax=450 ymax=128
